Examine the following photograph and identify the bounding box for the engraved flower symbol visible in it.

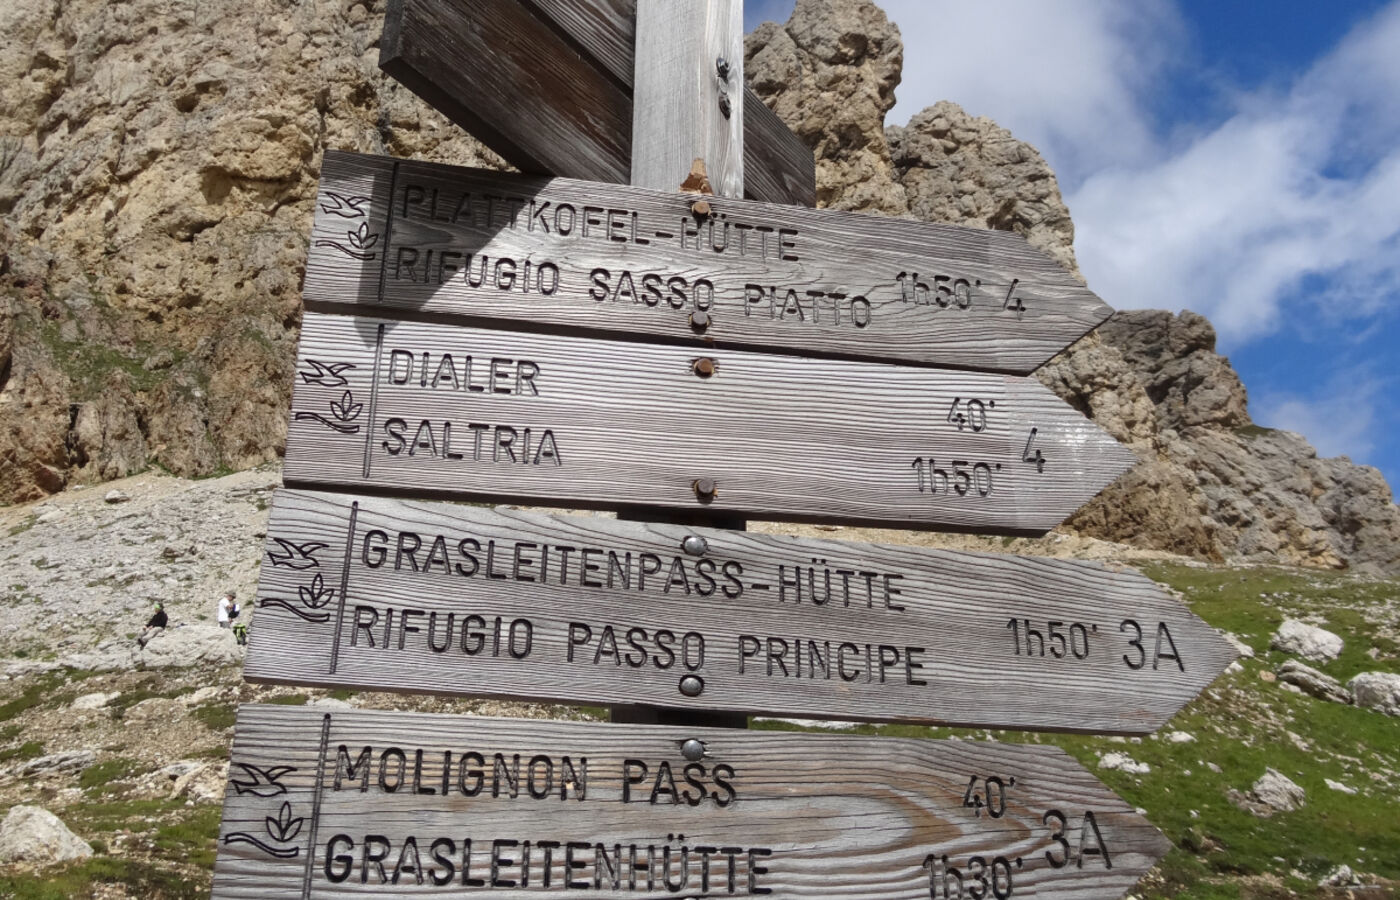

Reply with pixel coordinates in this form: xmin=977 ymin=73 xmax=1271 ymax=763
xmin=265 ymin=801 xmax=305 ymax=844
xmin=329 ymin=390 xmax=362 ymax=424
xmin=346 ymin=221 xmax=378 ymax=252
xmin=298 ymin=573 xmax=335 ymax=610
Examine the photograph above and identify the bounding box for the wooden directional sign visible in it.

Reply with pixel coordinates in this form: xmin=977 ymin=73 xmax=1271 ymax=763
xmin=381 ymin=0 xmax=816 ymax=207
xmin=305 ymin=151 xmax=1111 ymax=373
xmin=213 ymin=706 xmax=1170 ymax=899
xmin=248 ymin=489 xmax=1235 ymax=733
xmin=283 ymin=311 xmax=1134 ymax=532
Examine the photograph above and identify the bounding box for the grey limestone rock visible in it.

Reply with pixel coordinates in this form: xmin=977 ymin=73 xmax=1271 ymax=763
xmin=0 ymin=806 xmax=94 ymax=864
xmin=1271 ymin=620 xmax=1344 ymax=663
xmin=1348 ymin=671 xmax=1400 ymax=717
xmin=1275 ymin=660 xmax=1351 ymax=704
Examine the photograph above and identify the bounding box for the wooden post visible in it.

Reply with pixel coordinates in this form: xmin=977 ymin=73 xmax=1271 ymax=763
xmin=615 ymin=0 xmax=748 ymax=727
xmin=629 ymin=0 xmax=745 ymax=196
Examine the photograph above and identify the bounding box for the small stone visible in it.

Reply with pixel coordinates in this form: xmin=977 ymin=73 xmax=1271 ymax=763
xmin=71 ymin=691 xmax=120 ymax=710
xmin=1276 ymin=660 xmax=1351 ymax=704
xmin=1250 ymin=767 xmax=1306 ymax=813
xmin=1258 ymin=670 xmax=1276 ymax=683
xmin=0 ymin=806 xmax=94 ymax=863
xmin=19 ymin=750 xmax=97 ymax=776
xmin=1319 ymin=864 xmax=1359 ymax=887
xmin=1221 ymin=632 xmax=1255 ymax=659
xmin=308 ymin=697 xmax=354 ymax=710
xmin=1348 ymin=671 xmax=1400 ymax=717
xmin=104 ymin=489 xmax=131 ymax=504
xmin=1271 ymin=620 xmax=1344 ymax=663
xmin=1325 ymin=778 xmax=1357 ymax=795
xmin=1098 ymin=752 xmax=1150 ymax=774
xmin=1166 ymin=731 xmax=1195 ymax=744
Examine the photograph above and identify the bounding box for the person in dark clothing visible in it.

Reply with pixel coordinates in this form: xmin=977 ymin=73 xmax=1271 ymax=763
xmin=138 ymin=601 xmax=168 ymax=648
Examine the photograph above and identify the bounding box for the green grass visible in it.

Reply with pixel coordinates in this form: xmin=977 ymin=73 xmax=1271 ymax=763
xmin=0 ymin=673 xmax=76 ymax=722
xmin=0 ymin=857 xmax=205 ymax=899
xmin=265 ymin=693 xmax=308 ymax=706
xmin=79 ymin=757 xmax=140 ymax=794
xmin=190 ymin=703 xmax=237 ymax=731
xmin=0 ymin=740 xmax=43 ymax=763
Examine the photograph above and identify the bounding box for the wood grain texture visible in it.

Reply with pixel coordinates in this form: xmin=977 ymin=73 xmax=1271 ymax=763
xmin=283 ymin=313 xmax=1136 ymax=533
xmin=630 ymin=0 xmax=744 ymax=197
xmin=212 ymin=705 xmax=1170 ymax=898
xmin=521 ymin=0 xmax=816 ymax=206
xmin=246 ymin=489 xmax=1236 ymax=733
xmin=304 ymin=151 xmax=1112 ymax=373
xmin=380 ymin=0 xmax=815 ymax=206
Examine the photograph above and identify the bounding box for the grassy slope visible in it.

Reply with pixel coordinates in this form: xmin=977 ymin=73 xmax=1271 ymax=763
xmin=0 ymin=565 xmax=1396 ymax=899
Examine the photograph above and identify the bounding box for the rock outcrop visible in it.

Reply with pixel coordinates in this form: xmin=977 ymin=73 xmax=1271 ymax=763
xmin=0 ymin=806 xmax=93 ymax=864
xmin=1 ymin=0 xmax=1396 ymax=573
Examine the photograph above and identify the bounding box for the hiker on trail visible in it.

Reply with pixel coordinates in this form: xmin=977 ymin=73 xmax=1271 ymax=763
xmin=217 ymin=591 xmax=239 ymax=629
xmin=232 ymin=620 xmax=249 ymax=647
xmin=137 ymin=601 xmax=168 ymax=648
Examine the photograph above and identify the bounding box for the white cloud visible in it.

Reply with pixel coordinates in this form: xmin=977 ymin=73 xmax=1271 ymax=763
xmin=880 ymin=0 xmax=1182 ymax=182
xmin=1067 ymin=1 xmax=1400 ymax=343
xmin=1254 ymin=370 xmax=1386 ymax=461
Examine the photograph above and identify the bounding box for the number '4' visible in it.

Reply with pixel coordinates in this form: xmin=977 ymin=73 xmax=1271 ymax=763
xmin=1022 ymin=428 xmax=1046 ymax=473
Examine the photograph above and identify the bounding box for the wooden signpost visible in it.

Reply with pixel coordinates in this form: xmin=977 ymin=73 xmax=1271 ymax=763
xmin=247 ymin=489 xmax=1234 ymax=733
xmin=381 ymin=0 xmax=816 ymax=206
xmin=305 ymin=151 xmax=1110 ymax=373
xmin=283 ymin=312 xmax=1135 ymax=531
xmin=215 ymin=705 xmax=1170 ymax=898
xmin=213 ymin=2 xmax=1229 ymax=896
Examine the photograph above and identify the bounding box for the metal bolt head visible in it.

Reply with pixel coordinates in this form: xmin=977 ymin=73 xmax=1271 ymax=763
xmin=689 ymin=310 xmax=710 ymax=333
xmin=690 ymin=198 xmax=712 ymax=217
xmin=716 ymin=56 xmax=731 ymax=80
xmin=693 ymin=357 xmax=716 ymax=378
xmin=679 ymin=675 xmax=705 ymax=697
xmin=681 ymin=739 xmax=706 ymax=761
xmin=682 ymin=535 xmax=709 ymax=556
xmin=693 ymin=478 xmax=717 ymax=501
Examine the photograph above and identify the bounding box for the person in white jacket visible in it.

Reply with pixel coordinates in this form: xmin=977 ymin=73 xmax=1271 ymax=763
xmin=217 ymin=591 xmax=238 ymax=628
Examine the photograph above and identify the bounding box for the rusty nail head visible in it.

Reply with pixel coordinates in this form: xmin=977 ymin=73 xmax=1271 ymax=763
xmin=679 ymin=675 xmax=705 ymax=697
xmin=693 ymin=478 xmax=716 ymax=501
xmin=691 ymin=198 xmax=711 ymax=217
xmin=682 ymin=535 xmax=708 ymax=556
xmin=681 ymin=739 xmax=706 ymax=761
xmin=716 ymin=56 xmax=731 ymax=80
xmin=689 ymin=310 xmax=710 ymax=332
xmin=693 ymin=357 xmax=716 ymax=378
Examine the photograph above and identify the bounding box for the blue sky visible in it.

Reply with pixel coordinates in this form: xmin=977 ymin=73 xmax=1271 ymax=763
xmin=746 ymin=1 xmax=1400 ymax=497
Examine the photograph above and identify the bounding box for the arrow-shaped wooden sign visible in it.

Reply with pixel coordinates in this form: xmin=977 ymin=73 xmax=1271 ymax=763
xmin=247 ymin=489 xmax=1235 ymax=733
xmin=213 ymin=706 xmax=1170 ymax=899
xmin=284 ymin=312 xmax=1134 ymax=532
xmin=304 ymin=150 xmax=1110 ymax=373
xmin=381 ymin=0 xmax=816 ymax=207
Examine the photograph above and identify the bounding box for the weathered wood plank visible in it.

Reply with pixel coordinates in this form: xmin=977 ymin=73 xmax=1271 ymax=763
xmin=630 ymin=0 xmax=744 ymax=197
xmin=380 ymin=0 xmax=816 ymax=206
xmin=304 ymin=151 xmax=1111 ymax=372
xmin=381 ymin=0 xmax=630 ymax=181
xmin=212 ymin=705 xmax=1170 ymax=898
xmin=282 ymin=312 xmax=1136 ymax=532
xmin=246 ymin=489 xmax=1235 ymax=733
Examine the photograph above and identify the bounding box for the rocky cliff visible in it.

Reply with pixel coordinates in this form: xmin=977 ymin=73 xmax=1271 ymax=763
xmin=2 ymin=0 xmax=1396 ymax=573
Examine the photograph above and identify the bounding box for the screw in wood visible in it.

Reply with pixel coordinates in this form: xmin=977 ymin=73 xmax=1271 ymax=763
xmin=681 ymin=739 xmax=707 ymax=761
xmin=681 ymin=535 xmax=709 ymax=556
xmin=679 ymin=675 xmax=705 ymax=697
xmin=693 ymin=357 xmax=716 ymax=378
xmin=715 ymin=56 xmax=731 ymax=80
xmin=689 ymin=310 xmax=710 ymax=333
xmin=693 ymin=478 xmax=717 ymax=502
